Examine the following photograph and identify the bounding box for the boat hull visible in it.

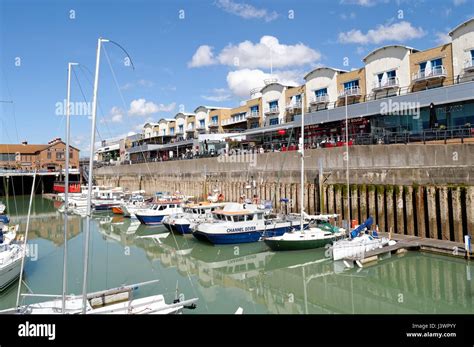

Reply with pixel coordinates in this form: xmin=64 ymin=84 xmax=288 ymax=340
xmin=0 ymin=253 xmax=22 ymax=291
xmin=135 ymin=214 xmax=165 ymax=225
xmin=0 ymin=215 xmax=10 ymax=224
xmin=193 ymin=226 xmax=290 ymax=245
xmin=264 ymin=236 xmax=335 ymax=251
xmin=112 ymin=206 xmax=124 ymax=215
xmin=170 ymin=223 xmax=192 ymax=235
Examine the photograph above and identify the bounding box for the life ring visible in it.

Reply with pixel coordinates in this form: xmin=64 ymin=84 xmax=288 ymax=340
xmin=217 ymin=193 xmax=224 ymax=202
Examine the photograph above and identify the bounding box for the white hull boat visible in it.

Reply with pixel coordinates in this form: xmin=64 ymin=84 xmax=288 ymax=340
xmin=331 ymin=234 xmax=393 ymax=261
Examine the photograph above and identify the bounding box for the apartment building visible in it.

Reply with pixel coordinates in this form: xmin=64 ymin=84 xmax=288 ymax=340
xmin=96 ymin=18 xmax=474 ymax=162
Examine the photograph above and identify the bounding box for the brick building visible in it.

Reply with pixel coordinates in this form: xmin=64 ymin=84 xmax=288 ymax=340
xmin=0 ymin=138 xmax=80 ymax=171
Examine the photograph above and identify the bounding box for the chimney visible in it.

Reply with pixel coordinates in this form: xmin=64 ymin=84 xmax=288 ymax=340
xmin=21 ymin=140 xmax=28 ymax=145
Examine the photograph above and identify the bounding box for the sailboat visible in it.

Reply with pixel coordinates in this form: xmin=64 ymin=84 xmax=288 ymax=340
xmin=7 ymin=39 xmax=198 ymax=314
xmin=264 ymin=92 xmax=346 ymax=251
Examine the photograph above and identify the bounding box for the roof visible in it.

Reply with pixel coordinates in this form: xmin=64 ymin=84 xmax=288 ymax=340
xmin=0 ymin=141 xmax=80 ymax=154
xmin=449 ymin=17 xmax=474 ymax=36
xmin=260 ymin=82 xmax=286 ymax=93
xmin=303 ymin=67 xmax=347 ymax=81
xmin=0 ymin=144 xmax=48 ymax=154
xmin=193 ymin=105 xmax=232 ymax=113
xmin=362 ymin=45 xmax=418 ymax=62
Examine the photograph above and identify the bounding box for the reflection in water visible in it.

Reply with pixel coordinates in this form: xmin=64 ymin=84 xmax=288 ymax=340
xmin=0 ymin=196 xmax=472 ymax=314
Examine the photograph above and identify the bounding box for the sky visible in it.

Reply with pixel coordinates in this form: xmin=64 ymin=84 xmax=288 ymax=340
xmin=0 ymin=0 xmax=473 ymax=156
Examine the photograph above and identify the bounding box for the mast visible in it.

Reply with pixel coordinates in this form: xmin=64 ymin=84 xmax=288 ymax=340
xmin=345 ymin=95 xmax=350 ymax=230
xmin=300 ymin=92 xmax=305 ymax=232
xmin=62 ymin=62 xmax=78 ymax=313
xmin=15 ymin=170 xmax=36 ymax=308
xmin=82 ymin=37 xmax=108 ymax=314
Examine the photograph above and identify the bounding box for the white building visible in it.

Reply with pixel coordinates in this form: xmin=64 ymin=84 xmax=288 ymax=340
xmin=363 ymin=45 xmax=418 ymax=98
xmin=449 ymin=18 xmax=474 ymax=83
xmin=260 ymin=82 xmax=287 ymax=126
xmin=304 ymin=67 xmax=346 ymax=111
xmin=143 ymin=122 xmax=160 ymax=139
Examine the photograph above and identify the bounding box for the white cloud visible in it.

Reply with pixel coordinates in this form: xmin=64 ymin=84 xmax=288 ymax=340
xmin=201 ymin=88 xmax=232 ymax=102
xmin=453 ymin=0 xmax=466 ymax=5
xmin=339 ymin=0 xmax=382 ymax=6
xmin=226 ymin=68 xmax=300 ymax=98
xmin=121 ymin=79 xmax=154 ymax=90
xmin=216 ymin=0 xmax=278 ymax=22
xmin=434 ymin=32 xmax=451 ymax=45
xmin=338 ymin=21 xmax=426 ymax=45
xmin=340 ymin=12 xmax=357 ymax=20
xmin=109 ymin=106 xmax=124 ymax=123
xmin=217 ymin=36 xmax=321 ymax=69
xmin=188 ymin=45 xmax=217 ymax=68
xmin=128 ymin=99 xmax=176 ymax=116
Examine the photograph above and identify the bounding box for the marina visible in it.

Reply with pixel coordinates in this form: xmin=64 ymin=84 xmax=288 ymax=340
xmin=0 ymin=195 xmax=472 ymax=314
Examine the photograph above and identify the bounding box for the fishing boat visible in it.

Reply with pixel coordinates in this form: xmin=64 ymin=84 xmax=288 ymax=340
xmin=330 ymin=217 xmax=394 ymax=261
xmin=192 ymin=203 xmax=308 ymax=245
xmin=163 ymin=202 xmax=227 ymax=235
xmin=263 ymin=91 xmax=347 ymax=251
xmin=135 ymin=201 xmax=183 ymax=225
xmin=114 ymin=194 xmax=152 ymax=217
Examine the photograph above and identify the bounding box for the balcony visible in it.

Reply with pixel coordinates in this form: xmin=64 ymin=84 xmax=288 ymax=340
xmin=264 ymin=106 xmax=279 ymax=115
xmin=285 ymin=102 xmax=302 ymax=111
xmin=338 ymin=86 xmax=362 ymax=99
xmin=310 ymin=95 xmax=329 ymax=105
xmin=247 ymin=110 xmax=260 ymax=119
xmin=222 ymin=113 xmax=248 ymax=126
xmin=186 ymin=127 xmax=195 ymax=133
xmin=412 ymin=66 xmax=447 ymax=83
xmin=208 ymin=122 xmax=219 ymax=128
xmin=464 ymin=59 xmax=474 ymax=73
xmin=372 ymin=77 xmax=399 ymax=91
xmin=175 ymin=129 xmax=184 ymax=135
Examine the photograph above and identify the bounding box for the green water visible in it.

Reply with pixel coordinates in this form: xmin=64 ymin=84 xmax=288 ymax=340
xmin=0 ymin=196 xmax=473 ymax=314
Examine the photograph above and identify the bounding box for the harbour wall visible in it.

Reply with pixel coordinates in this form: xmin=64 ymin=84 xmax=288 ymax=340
xmin=95 ymin=143 xmax=474 ymax=242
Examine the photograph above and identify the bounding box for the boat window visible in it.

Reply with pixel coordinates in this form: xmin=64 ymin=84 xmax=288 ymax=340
xmin=169 ymin=204 xmax=175 ymax=208
xmin=257 ymin=214 xmax=263 ymax=220
xmin=234 ymin=215 xmax=245 ymax=222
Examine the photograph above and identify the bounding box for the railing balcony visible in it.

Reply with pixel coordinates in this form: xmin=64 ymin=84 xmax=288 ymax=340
xmin=464 ymin=59 xmax=474 ymax=72
xmin=195 ymin=124 xmax=206 ymax=130
xmin=285 ymin=102 xmax=302 ymax=110
xmin=208 ymin=122 xmax=219 ymax=128
xmin=175 ymin=129 xmax=184 ymax=135
xmin=338 ymin=86 xmax=361 ymax=98
xmin=310 ymin=95 xmax=329 ymax=105
xmin=264 ymin=106 xmax=280 ymax=115
xmin=247 ymin=110 xmax=260 ymax=119
xmin=186 ymin=127 xmax=195 ymax=132
xmin=222 ymin=114 xmax=248 ymax=126
xmin=412 ymin=66 xmax=447 ymax=82
xmin=372 ymin=77 xmax=399 ymax=91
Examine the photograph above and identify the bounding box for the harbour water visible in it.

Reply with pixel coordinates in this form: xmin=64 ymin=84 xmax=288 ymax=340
xmin=0 ymin=196 xmax=473 ymax=314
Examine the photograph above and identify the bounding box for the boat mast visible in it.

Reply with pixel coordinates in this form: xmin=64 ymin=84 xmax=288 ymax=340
xmin=345 ymin=95 xmax=350 ymax=230
xmin=15 ymin=170 xmax=36 ymax=308
xmin=62 ymin=62 xmax=78 ymax=313
xmin=300 ymin=92 xmax=305 ymax=232
xmin=82 ymin=37 xmax=108 ymax=314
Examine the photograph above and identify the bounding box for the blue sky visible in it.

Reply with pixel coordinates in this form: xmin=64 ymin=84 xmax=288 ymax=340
xmin=0 ymin=0 xmax=473 ymax=155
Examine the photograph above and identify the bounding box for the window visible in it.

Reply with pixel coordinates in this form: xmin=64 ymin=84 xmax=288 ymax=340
xmin=0 ymin=154 xmax=15 ymax=161
xmin=69 ymin=151 xmax=73 ymax=159
xmin=344 ymin=80 xmax=359 ymax=90
xmin=377 ymin=70 xmax=396 ymax=82
xmin=162 ymin=129 xmax=166 ymax=135
xmin=211 ymin=115 xmax=218 ymax=124
xmin=269 ymin=100 xmax=278 ymax=109
xmin=56 ymin=152 xmax=64 ymax=160
xmin=269 ymin=118 xmax=279 ymax=125
xmin=250 ymin=105 xmax=259 ymax=113
xmin=199 ymin=119 xmax=205 ymax=128
xmin=294 ymin=94 xmax=301 ymax=103
xmin=170 ymin=128 xmax=175 ymax=135
xmin=47 ymin=151 xmax=51 ymax=159
xmin=178 ymin=125 xmax=183 ymax=133
xmin=315 ymin=88 xmax=328 ymax=97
